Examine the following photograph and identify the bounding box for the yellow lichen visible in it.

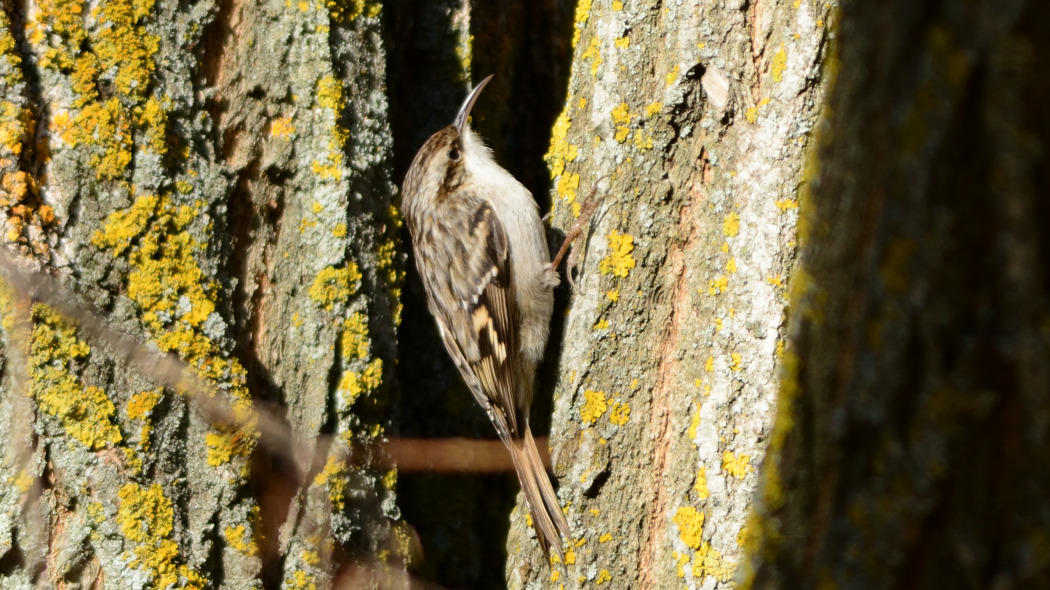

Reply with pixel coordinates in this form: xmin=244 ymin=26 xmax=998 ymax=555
xmin=0 ymin=100 xmax=29 ymax=159
xmin=688 ymin=403 xmax=702 ymax=440
xmin=135 ymin=95 xmax=168 ymax=154
xmin=376 ymin=237 xmax=404 ymax=288
xmin=63 ymin=97 xmax=134 ymax=180
xmin=593 ymin=318 xmax=610 ymax=331
xmin=572 ymin=0 xmax=592 ymax=47
xmin=316 ymin=75 xmax=343 ymax=112
xmin=614 ymin=36 xmax=629 ymax=49
xmin=270 ymin=116 xmax=295 ymax=138
xmin=599 ymin=532 xmax=613 ymax=542
xmin=340 ymin=312 xmax=371 ymax=360
xmin=609 ymin=401 xmax=630 ymax=425
xmin=544 ymin=110 xmax=578 ymax=179
xmin=580 ymin=389 xmax=607 ymax=425
xmin=313 ymin=455 xmax=349 ymax=510
xmin=729 ymin=353 xmax=742 ymax=372
xmin=694 ymin=467 xmax=709 ymax=499
xmin=599 ymin=230 xmax=636 ymax=278
xmin=596 ymin=569 xmax=612 ymax=584
xmin=325 ymin=0 xmax=381 ymax=22
xmin=556 ymin=172 xmax=580 ymax=205
xmin=29 ymin=305 xmax=122 ymax=449
xmin=309 ymin=264 xmax=361 ymax=310
xmin=337 ymin=357 xmax=383 ymax=404
xmin=204 ymin=404 xmax=256 ymax=467
xmin=311 ymin=74 xmax=349 ymax=180
xmin=722 ymin=451 xmax=751 ymax=479
xmin=632 ymin=130 xmax=654 ymax=151
xmin=723 ymin=212 xmax=740 ymax=237
xmin=582 ymin=35 xmax=603 ymax=76
xmin=117 ymin=482 xmax=205 ymax=589
xmin=94 ymin=194 xmax=259 ymax=468
xmin=666 ymin=65 xmax=680 ymax=86
xmin=302 ymin=550 xmax=321 ymax=566
xmin=610 ymin=102 xmax=633 ymax=143
xmin=288 ymin=570 xmax=318 ymax=590
xmin=224 ymin=524 xmax=258 ymax=556
xmin=694 ymin=541 xmax=736 ymax=582
xmin=45 ymin=0 xmax=165 ymax=181
xmin=675 ymin=551 xmax=690 ymax=577
xmin=94 ymin=0 xmax=159 ymax=101
xmin=311 ymin=155 xmax=343 ymax=181
xmin=382 ymin=468 xmax=397 ymax=490
xmin=771 ymin=47 xmax=787 ymax=83
xmin=126 ymin=388 xmax=161 ymax=450
xmin=708 ymin=275 xmax=728 ymax=295
xmin=672 ymin=506 xmax=705 ymax=549
xmin=14 ymin=471 xmax=33 ymax=493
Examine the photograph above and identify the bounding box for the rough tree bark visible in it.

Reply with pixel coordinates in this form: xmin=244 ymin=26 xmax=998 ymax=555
xmin=0 ymin=0 xmax=402 ymax=587
xmin=745 ymin=2 xmax=1050 ymax=589
xmin=505 ymin=1 xmax=835 ymax=589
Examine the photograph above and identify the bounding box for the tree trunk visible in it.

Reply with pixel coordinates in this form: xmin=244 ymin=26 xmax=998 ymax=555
xmin=505 ymin=1 xmax=835 ymax=588
xmin=0 ymin=0 xmax=401 ymax=587
xmin=744 ymin=2 xmax=1050 ymax=589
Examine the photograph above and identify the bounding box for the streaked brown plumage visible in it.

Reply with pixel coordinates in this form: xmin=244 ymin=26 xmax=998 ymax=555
xmin=401 ymin=75 xmax=570 ymax=564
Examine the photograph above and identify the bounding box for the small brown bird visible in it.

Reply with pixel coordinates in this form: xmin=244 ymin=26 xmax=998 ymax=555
xmin=401 ymin=74 xmax=571 ymax=563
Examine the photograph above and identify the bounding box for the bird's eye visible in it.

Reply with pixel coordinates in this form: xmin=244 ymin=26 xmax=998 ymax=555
xmin=448 ymin=148 xmax=460 ymax=161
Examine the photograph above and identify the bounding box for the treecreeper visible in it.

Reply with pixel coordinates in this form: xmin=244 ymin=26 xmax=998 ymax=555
xmin=401 ymin=74 xmax=572 ymax=566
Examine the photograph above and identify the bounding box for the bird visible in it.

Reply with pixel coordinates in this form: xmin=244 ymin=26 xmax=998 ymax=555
xmin=400 ymin=74 xmax=572 ymax=565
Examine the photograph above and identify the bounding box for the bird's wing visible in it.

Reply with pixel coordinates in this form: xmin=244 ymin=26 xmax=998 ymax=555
xmin=414 ymin=196 xmax=571 ymax=563
xmin=422 ymin=201 xmax=521 ymax=438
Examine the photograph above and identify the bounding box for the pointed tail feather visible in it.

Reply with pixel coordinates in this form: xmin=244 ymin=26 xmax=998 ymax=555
xmin=523 ymin=427 xmax=571 ymax=542
xmin=506 ymin=425 xmax=571 ymax=568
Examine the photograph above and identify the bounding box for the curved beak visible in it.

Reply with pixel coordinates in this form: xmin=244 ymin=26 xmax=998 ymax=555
xmin=454 ymin=74 xmax=495 ymax=133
